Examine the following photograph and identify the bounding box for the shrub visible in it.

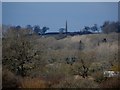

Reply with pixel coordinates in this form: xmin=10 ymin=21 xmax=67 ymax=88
xmin=2 ymin=29 xmax=41 ymax=76
xmin=91 ymin=71 xmax=107 ymax=83
xmin=2 ymin=69 xmax=19 ymax=88
xmin=110 ymin=64 xmax=120 ymax=71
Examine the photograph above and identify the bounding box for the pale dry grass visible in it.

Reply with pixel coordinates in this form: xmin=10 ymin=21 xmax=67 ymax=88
xmin=53 ymin=76 xmax=99 ymax=88
xmin=3 ymin=32 xmax=119 ymax=88
xmin=19 ymin=77 xmax=48 ymax=88
xmin=94 ymin=42 xmax=118 ymax=62
xmin=2 ymin=69 xmax=19 ymax=88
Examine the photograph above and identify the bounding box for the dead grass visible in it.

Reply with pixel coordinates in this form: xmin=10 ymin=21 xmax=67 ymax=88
xmin=3 ymin=32 xmax=119 ymax=88
xmin=19 ymin=77 xmax=48 ymax=88
xmin=2 ymin=69 xmax=19 ymax=88
xmin=0 ymin=66 xmax=2 ymax=89
xmin=52 ymin=76 xmax=99 ymax=88
xmin=100 ymin=77 xmax=120 ymax=88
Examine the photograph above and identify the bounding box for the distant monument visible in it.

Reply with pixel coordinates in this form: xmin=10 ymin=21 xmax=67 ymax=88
xmin=65 ymin=20 xmax=68 ymax=35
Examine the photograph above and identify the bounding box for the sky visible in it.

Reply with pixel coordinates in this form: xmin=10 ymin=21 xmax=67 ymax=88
xmin=2 ymin=2 xmax=118 ymax=32
xmin=1 ymin=0 xmax=120 ymax=2
xmin=0 ymin=2 xmax=1 ymax=25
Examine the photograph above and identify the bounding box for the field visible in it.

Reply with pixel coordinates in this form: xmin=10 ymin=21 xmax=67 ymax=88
xmin=2 ymin=30 xmax=120 ymax=88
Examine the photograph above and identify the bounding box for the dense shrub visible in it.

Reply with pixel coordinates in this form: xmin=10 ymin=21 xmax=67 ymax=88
xmin=91 ymin=71 xmax=107 ymax=83
xmin=2 ymin=29 xmax=43 ymax=76
xmin=2 ymin=69 xmax=20 ymax=88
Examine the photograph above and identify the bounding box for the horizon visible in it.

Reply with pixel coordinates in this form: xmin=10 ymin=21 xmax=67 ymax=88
xmin=2 ymin=2 xmax=118 ymax=32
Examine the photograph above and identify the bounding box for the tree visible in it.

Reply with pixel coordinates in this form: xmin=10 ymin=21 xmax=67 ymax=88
xmin=40 ymin=26 xmax=49 ymax=35
xmin=15 ymin=25 xmax=21 ymax=30
xmin=116 ymin=22 xmax=120 ymax=32
xmin=33 ymin=25 xmax=41 ymax=34
xmin=26 ymin=25 xmax=33 ymax=30
xmin=33 ymin=25 xmax=49 ymax=35
xmin=26 ymin=25 xmax=33 ymax=35
xmin=101 ymin=21 xmax=120 ymax=33
xmin=91 ymin=24 xmax=99 ymax=33
xmin=84 ymin=26 xmax=90 ymax=31
xmin=59 ymin=27 xmax=65 ymax=32
xmin=81 ymin=26 xmax=93 ymax=34
xmin=101 ymin=21 xmax=109 ymax=28
xmin=57 ymin=28 xmax=66 ymax=39
xmin=2 ymin=28 xmax=40 ymax=77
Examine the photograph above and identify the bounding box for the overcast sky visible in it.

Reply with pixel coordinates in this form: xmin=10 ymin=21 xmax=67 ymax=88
xmin=2 ymin=2 xmax=118 ymax=32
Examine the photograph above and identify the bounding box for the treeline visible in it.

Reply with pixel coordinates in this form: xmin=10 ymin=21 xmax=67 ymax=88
xmin=101 ymin=21 xmax=120 ymax=33
xmin=8 ymin=25 xmax=49 ymax=35
xmin=2 ymin=21 xmax=120 ymax=37
xmin=81 ymin=21 xmax=120 ymax=34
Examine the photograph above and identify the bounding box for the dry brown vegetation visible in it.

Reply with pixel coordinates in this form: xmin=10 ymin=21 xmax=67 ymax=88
xmin=2 ymin=29 xmax=119 ymax=88
xmin=18 ymin=77 xmax=48 ymax=88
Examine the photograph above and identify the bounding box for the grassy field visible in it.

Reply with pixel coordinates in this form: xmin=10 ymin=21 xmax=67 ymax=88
xmin=2 ymin=30 xmax=120 ymax=88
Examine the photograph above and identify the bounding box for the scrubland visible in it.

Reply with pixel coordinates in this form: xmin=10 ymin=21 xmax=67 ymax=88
xmin=2 ymin=30 xmax=120 ymax=88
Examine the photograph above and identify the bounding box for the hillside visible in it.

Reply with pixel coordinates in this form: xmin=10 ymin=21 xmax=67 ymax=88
xmin=2 ymin=31 xmax=119 ymax=88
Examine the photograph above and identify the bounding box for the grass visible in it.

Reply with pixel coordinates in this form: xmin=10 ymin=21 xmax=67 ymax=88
xmin=52 ymin=76 xmax=99 ymax=88
xmin=99 ymin=77 xmax=120 ymax=88
xmin=18 ymin=77 xmax=48 ymax=88
xmin=2 ymin=31 xmax=119 ymax=88
xmin=2 ymin=68 xmax=19 ymax=88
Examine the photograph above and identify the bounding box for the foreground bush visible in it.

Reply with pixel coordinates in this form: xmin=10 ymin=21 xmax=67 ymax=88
xmin=2 ymin=29 xmax=43 ymax=77
xmin=2 ymin=69 xmax=19 ymax=88
xmin=91 ymin=71 xmax=107 ymax=83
